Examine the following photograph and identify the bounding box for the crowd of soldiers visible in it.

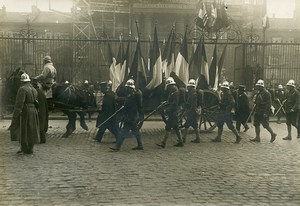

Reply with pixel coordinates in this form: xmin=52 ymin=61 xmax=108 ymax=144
xmin=10 ymin=55 xmax=300 ymax=153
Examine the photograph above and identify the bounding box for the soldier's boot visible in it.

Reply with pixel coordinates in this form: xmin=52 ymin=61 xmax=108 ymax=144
xmin=191 ymin=128 xmax=200 ymax=143
xmin=174 ymin=129 xmax=184 ymax=147
xmin=251 ymin=126 xmax=261 ymax=142
xmin=243 ymin=124 xmax=249 ymax=132
xmin=156 ymin=132 xmax=169 ymax=148
xmin=283 ymin=125 xmax=292 ymax=140
xmin=231 ymin=128 xmax=241 ymax=144
xmin=182 ymin=128 xmax=188 ymax=143
xmin=266 ymin=126 xmax=277 ymax=143
xmin=40 ymin=131 xmax=46 ymax=144
xmin=212 ymin=128 xmax=222 ymax=142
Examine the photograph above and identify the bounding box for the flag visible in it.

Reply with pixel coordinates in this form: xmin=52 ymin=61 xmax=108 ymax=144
xmin=262 ymin=0 xmax=269 ymax=30
xmin=197 ymin=37 xmax=209 ymax=90
xmin=162 ymin=27 xmax=175 ymax=78
xmin=107 ymin=41 xmax=116 ymax=89
xmin=196 ymin=1 xmax=208 ymax=29
xmin=214 ymin=1 xmax=230 ymax=30
xmin=146 ymin=26 xmax=162 ymax=89
xmin=207 ymin=0 xmax=217 ymax=28
xmin=121 ymin=39 xmax=131 ymax=85
xmin=189 ymin=37 xmax=203 ymax=79
xmin=174 ymin=28 xmax=189 ymax=85
xmin=129 ymin=37 xmax=147 ymax=89
xmin=113 ymin=39 xmax=124 ymax=91
xmin=218 ymin=44 xmax=227 ymax=83
xmin=209 ymin=45 xmax=218 ymax=90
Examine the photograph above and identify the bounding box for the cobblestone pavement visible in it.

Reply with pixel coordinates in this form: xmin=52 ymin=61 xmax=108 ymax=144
xmin=0 ymin=119 xmax=300 ymax=206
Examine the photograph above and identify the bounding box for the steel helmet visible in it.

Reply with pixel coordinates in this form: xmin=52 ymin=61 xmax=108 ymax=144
xmin=187 ymin=79 xmax=196 ymax=88
xmin=125 ymin=79 xmax=135 ymax=89
xmin=165 ymin=77 xmax=176 ymax=85
xmin=256 ymin=79 xmax=264 ymax=87
xmin=65 ymin=81 xmax=69 ymax=84
xmin=221 ymin=81 xmax=230 ymax=89
xmin=278 ymin=84 xmax=283 ymax=89
xmin=286 ymin=79 xmax=295 ymax=87
xmin=20 ymin=73 xmax=31 ymax=82
xmin=84 ymin=80 xmax=89 ymax=84
xmin=43 ymin=55 xmax=51 ymax=62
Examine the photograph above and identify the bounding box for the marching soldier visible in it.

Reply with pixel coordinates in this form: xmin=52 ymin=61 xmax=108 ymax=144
xmin=235 ymin=85 xmax=250 ymax=132
xmin=182 ymin=79 xmax=200 ymax=143
xmin=282 ymin=80 xmax=300 ymax=140
xmin=34 ymin=55 xmax=57 ymax=99
xmin=250 ymin=80 xmax=277 ymax=143
xmin=110 ymin=79 xmax=143 ymax=151
xmin=94 ymin=81 xmax=119 ymax=143
xmin=274 ymin=84 xmax=286 ymax=124
xmin=156 ymin=77 xmax=184 ymax=148
xmin=212 ymin=81 xmax=241 ymax=143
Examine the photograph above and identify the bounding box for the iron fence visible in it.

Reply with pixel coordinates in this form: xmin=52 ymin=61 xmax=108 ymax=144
xmin=0 ymin=37 xmax=300 ymax=89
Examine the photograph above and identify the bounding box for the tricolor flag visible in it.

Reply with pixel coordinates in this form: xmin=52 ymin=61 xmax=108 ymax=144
xmin=189 ymin=37 xmax=203 ymax=80
xmin=162 ymin=27 xmax=175 ymax=78
xmin=197 ymin=37 xmax=209 ymax=90
xmin=214 ymin=1 xmax=230 ymax=31
xmin=107 ymin=41 xmax=116 ymax=89
xmin=113 ymin=39 xmax=124 ymax=91
xmin=121 ymin=39 xmax=131 ymax=85
xmin=196 ymin=1 xmax=208 ymax=29
xmin=174 ymin=27 xmax=189 ymax=85
xmin=209 ymin=45 xmax=218 ymax=90
xmin=146 ymin=25 xmax=162 ymax=89
xmin=262 ymin=0 xmax=269 ymax=31
xmin=218 ymin=44 xmax=227 ymax=83
xmin=129 ymin=37 xmax=147 ymax=89
xmin=208 ymin=0 xmax=217 ymax=28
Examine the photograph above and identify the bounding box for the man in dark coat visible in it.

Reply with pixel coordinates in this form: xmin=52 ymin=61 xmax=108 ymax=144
xmin=11 ymin=73 xmax=40 ymax=154
xmin=235 ymin=85 xmax=250 ymax=133
xmin=110 ymin=79 xmax=143 ymax=151
xmin=94 ymin=81 xmax=119 ymax=143
xmin=182 ymin=79 xmax=200 ymax=143
xmin=282 ymin=80 xmax=300 ymax=140
xmin=32 ymin=78 xmax=48 ymax=143
xmin=251 ymin=80 xmax=277 ymax=143
xmin=212 ymin=81 xmax=241 ymax=143
xmin=156 ymin=77 xmax=184 ymax=148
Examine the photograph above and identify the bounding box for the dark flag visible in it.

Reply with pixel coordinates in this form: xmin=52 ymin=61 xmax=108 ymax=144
xmin=214 ymin=1 xmax=230 ymax=31
xmin=197 ymin=38 xmax=209 ymax=90
xmin=162 ymin=27 xmax=175 ymax=78
xmin=209 ymin=45 xmax=218 ymax=90
xmin=113 ymin=39 xmax=124 ymax=91
xmin=189 ymin=37 xmax=203 ymax=79
xmin=121 ymin=39 xmax=131 ymax=85
xmin=107 ymin=41 xmax=116 ymax=88
xmin=218 ymin=44 xmax=227 ymax=83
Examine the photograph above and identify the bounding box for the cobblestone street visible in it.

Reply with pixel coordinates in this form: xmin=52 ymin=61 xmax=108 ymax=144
xmin=0 ymin=119 xmax=300 ymax=206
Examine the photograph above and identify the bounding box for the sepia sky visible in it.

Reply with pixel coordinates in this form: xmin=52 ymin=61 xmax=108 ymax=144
xmin=0 ymin=0 xmax=296 ymax=18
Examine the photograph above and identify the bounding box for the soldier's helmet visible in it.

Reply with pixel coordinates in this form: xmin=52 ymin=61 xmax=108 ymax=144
xmin=187 ymin=79 xmax=196 ymax=88
xmin=256 ymin=79 xmax=264 ymax=87
xmin=165 ymin=77 xmax=176 ymax=85
xmin=278 ymin=84 xmax=283 ymax=89
xmin=20 ymin=73 xmax=31 ymax=82
xmin=65 ymin=80 xmax=69 ymax=84
xmin=286 ymin=79 xmax=295 ymax=87
xmin=221 ymin=81 xmax=230 ymax=89
xmin=84 ymin=80 xmax=89 ymax=84
xmin=125 ymin=79 xmax=135 ymax=89
xmin=43 ymin=55 xmax=52 ymax=62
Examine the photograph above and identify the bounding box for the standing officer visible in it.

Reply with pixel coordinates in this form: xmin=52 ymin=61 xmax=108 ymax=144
xmin=182 ymin=79 xmax=200 ymax=143
xmin=11 ymin=73 xmax=40 ymax=154
xmin=250 ymin=80 xmax=277 ymax=143
xmin=282 ymin=80 xmax=300 ymax=140
xmin=34 ymin=55 xmax=57 ymax=99
xmin=235 ymin=85 xmax=250 ymax=132
xmin=274 ymin=84 xmax=286 ymax=124
xmin=212 ymin=81 xmax=241 ymax=143
xmin=110 ymin=79 xmax=143 ymax=151
xmin=156 ymin=77 xmax=184 ymax=148
xmin=94 ymin=81 xmax=119 ymax=143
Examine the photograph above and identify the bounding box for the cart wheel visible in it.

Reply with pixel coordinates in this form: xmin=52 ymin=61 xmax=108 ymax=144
xmin=198 ymin=90 xmax=220 ymax=133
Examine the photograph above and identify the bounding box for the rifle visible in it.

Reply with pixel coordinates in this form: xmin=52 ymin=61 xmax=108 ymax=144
xmin=137 ymin=101 xmax=169 ymax=129
xmin=245 ymin=104 xmax=256 ymax=124
xmin=96 ymin=106 xmax=124 ymax=128
xmin=274 ymin=99 xmax=286 ymax=117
